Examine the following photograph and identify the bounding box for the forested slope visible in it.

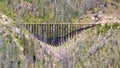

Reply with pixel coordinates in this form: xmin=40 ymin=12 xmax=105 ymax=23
xmin=0 ymin=0 xmax=120 ymax=68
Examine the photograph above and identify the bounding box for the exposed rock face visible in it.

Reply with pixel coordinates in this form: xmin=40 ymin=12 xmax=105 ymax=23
xmin=12 ymin=27 xmax=21 ymax=34
xmin=99 ymin=13 xmax=120 ymax=24
xmin=0 ymin=13 xmax=13 ymax=25
xmin=0 ymin=13 xmax=23 ymax=35
xmin=91 ymin=12 xmax=120 ymax=24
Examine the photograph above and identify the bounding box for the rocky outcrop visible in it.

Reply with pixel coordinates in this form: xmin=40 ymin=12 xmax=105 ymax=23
xmin=0 ymin=13 xmax=13 ymax=25
xmin=91 ymin=11 xmax=120 ymax=24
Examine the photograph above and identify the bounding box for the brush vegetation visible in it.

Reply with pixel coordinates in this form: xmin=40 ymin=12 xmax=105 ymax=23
xmin=0 ymin=0 xmax=120 ymax=68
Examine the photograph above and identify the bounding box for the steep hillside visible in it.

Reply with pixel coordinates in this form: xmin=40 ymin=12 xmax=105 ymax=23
xmin=0 ymin=13 xmax=120 ymax=68
xmin=0 ymin=0 xmax=120 ymax=24
xmin=0 ymin=0 xmax=120 ymax=68
xmin=0 ymin=13 xmax=61 ymax=68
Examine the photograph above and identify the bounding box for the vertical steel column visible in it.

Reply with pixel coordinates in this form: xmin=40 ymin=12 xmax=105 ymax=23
xmin=37 ymin=24 xmax=39 ymax=40
xmin=58 ymin=24 xmax=60 ymax=45
xmin=49 ymin=24 xmax=52 ymax=45
xmin=32 ymin=24 xmax=34 ymax=34
xmin=33 ymin=24 xmax=35 ymax=34
xmin=75 ymin=24 xmax=77 ymax=35
xmin=36 ymin=24 xmax=38 ymax=36
xmin=72 ymin=24 xmax=74 ymax=37
xmin=66 ymin=24 xmax=68 ymax=40
xmin=36 ymin=24 xmax=38 ymax=39
xmin=55 ymin=24 xmax=56 ymax=37
xmin=60 ymin=24 xmax=62 ymax=44
xmin=50 ymin=24 xmax=52 ymax=45
xmin=26 ymin=24 xmax=28 ymax=29
xmin=68 ymin=24 xmax=69 ymax=39
xmin=26 ymin=24 xmax=28 ymax=30
xmin=24 ymin=24 xmax=26 ymax=29
xmin=32 ymin=24 xmax=34 ymax=35
xmin=70 ymin=24 xmax=72 ymax=38
xmin=29 ymin=24 xmax=31 ymax=33
xmin=39 ymin=24 xmax=41 ymax=40
xmin=73 ymin=24 xmax=75 ymax=36
xmin=56 ymin=24 xmax=59 ymax=45
xmin=64 ymin=25 xmax=66 ymax=42
xmin=52 ymin=24 xmax=53 ymax=38
xmin=34 ymin=24 xmax=36 ymax=35
xmin=62 ymin=24 xmax=64 ymax=43
xmin=46 ymin=24 xmax=48 ymax=43
xmin=27 ymin=24 xmax=30 ymax=32
xmin=73 ymin=24 xmax=76 ymax=36
xmin=41 ymin=24 xmax=44 ymax=41
xmin=33 ymin=24 xmax=35 ymax=35
xmin=35 ymin=24 xmax=37 ymax=36
xmin=77 ymin=24 xmax=81 ymax=33
xmin=76 ymin=24 xmax=78 ymax=35
xmin=54 ymin=24 xmax=57 ymax=45
xmin=43 ymin=24 xmax=45 ymax=42
xmin=45 ymin=24 xmax=47 ymax=43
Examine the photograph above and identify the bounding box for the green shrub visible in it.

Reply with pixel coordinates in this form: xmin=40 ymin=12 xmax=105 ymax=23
xmin=19 ymin=34 xmax=26 ymax=46
xmin=112 ymin=23 xmax=120 ymax=29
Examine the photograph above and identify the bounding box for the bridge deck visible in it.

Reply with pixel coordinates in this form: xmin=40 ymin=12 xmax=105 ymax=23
xmin=22 ymin=23 xmax=100 ymax=25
